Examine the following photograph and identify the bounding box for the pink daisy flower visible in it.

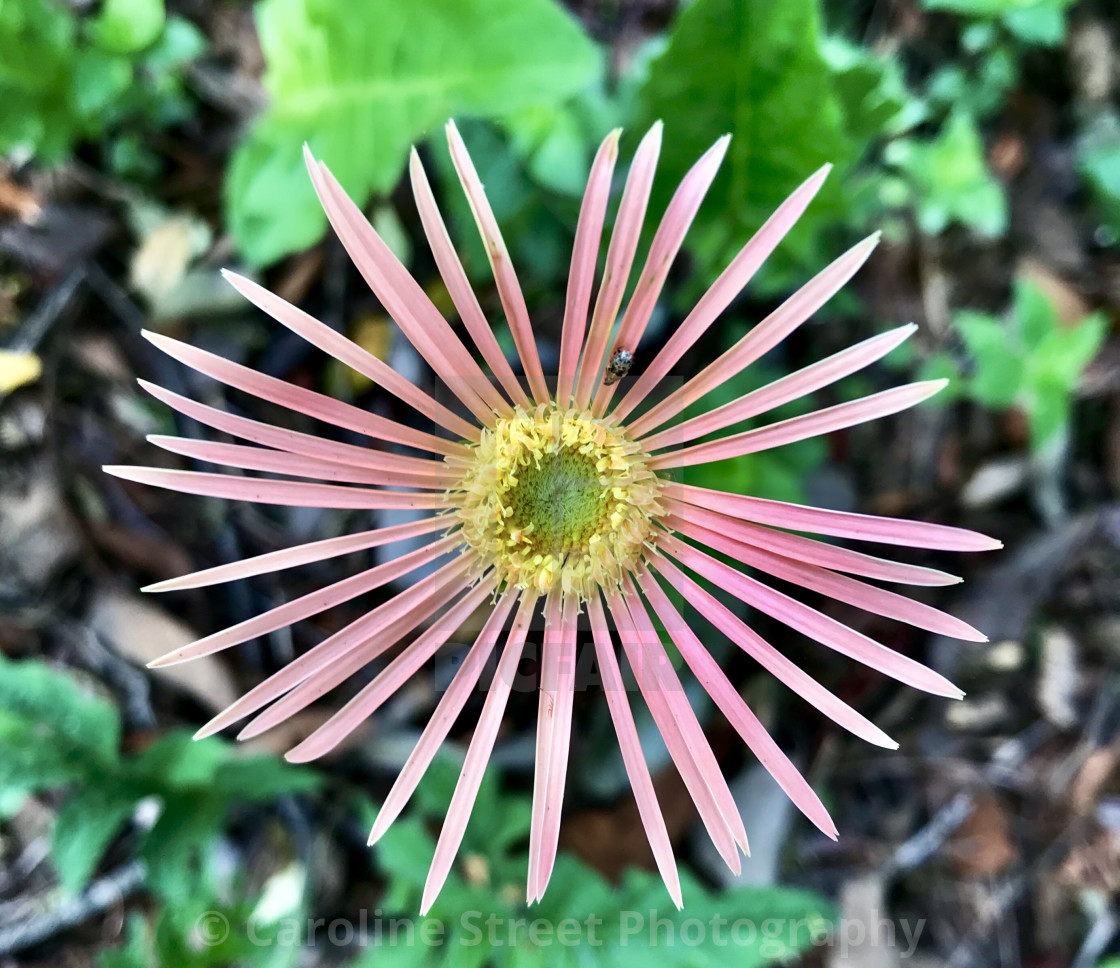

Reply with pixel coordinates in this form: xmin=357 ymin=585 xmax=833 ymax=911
xmin=105 ymin=121 xmax=999 ymax=912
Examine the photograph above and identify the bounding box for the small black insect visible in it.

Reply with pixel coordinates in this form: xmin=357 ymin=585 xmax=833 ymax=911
xmin=603 ymin=348 xmax=634 ymax=386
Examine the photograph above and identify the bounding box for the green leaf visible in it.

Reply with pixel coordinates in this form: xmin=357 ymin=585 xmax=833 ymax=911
xmin=126 ymin=733 xmax=230 ymax=789
xmin=1024 ymin=374 xmax=1070 ymax=448
xmin=954 ymin=310 xmax=1023 ymax=406
xmin=1013 ymin=276 xmax=1058 ymax=349
xmin=1078 ymin=112 xmax=1120 ymax=235
xmin=1029 ymin=312 xmax=1108 ymax=388
xmin=141 ymin=795 xmax=228 ymax=904
xmin=635 ymin=0 xmax=855 ymax=289
xmin=888 ymin=111 xmax=1007 ymax=237
xmin=52 ymin=785 xmax=139 ymax=894
xmin=88 ymin=0 xmax=165 ymax=55
xmin=0 ymin=656 xmax=121 ymax=765
xmin=922 ymin=0 xmax=1073 ymax=15
xmin=211 ymin=755 xmax=322 ymax=800
xmin=227 ymin=0 xmax=600 ymax=265
xmin=1003 ymin=5 xmax=1066 ymax=44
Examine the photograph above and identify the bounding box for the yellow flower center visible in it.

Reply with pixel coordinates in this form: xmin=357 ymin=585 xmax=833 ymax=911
xmin=447 ymin=405 xmax=664 ymax=598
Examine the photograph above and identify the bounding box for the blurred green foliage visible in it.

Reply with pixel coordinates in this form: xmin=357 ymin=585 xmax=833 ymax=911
xmin=924 ymin=278 xmax=1107 ymax=450
xmin=227 ymin=0 xmax=600 ymax=264
xmin=0 ymin=0 xmax=204 ymax=175
xmin=353 ymin=758 xmax=835 ymax=967
xmin=0 ymin=654 xmax=319 ymax=902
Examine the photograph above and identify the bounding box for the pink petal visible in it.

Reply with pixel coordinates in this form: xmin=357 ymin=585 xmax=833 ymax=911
xmin=574 ymin=123 xmax=663 ymax=409
xmin=147 ymin=536 xmax=457 ymax=667
xmin=408 ymin=149 xmax=531 ymax=409
xmin=591 ymin=135 xmax=731 ymax=416
xmin=627 ymin=233 xmax=881 ymax=439
xmin=367 ymin=592 xmax=518 ymax=846
xmin=528 ymin=593 xmax=578 ymax=903
xmin=421 ymin=592 xmax=539 ymax=915
xmin=138 ymin=380 xmax=456 ymax=477
xmin=668 ymin=515 xmax=986 ymax=642
xmin=660 ymin=535 xmax=963 ymax=697
xmin=611 ymin=164 xmax=832 ymax=423
xmin=147 ymin=436 xmax=456 ymax=491
xmin=143 ymin=517 xmax=447 ymax=593
xmin=636 ymin=569 xmax=837 ymax=839
xmin=556 ymin=130 xmax=621 ymax=407
xmin=607 ymin=586 xmax=746 ymax=873
xmin=103 ymin=466 xmax=450 ymax=511
xmin=649 ymin=380 xmax=948 ymax=469
xmin=221 ymin=270 xmax=480 ymax=442
xmin=641 ymin=324 xmax=917 ymax=451
xmin=285 ymin=579 xmax=497 ymax=762
xmin=304 ymin=147 xmax=504 ymax=423
xmin=142 ymin=330 xmax=460 ymax=458
xmin=445 ymin=121 xmax=549 ymax=403
xmin=672 ymin=483 xmax=1002 ymax=552
xmin=586 ymin=594 xmax=682 ymax=908
xmin=661 ymin=499 xmax=960 ymax=586
xmin=650 ymin=553 xmax=898 ymax=749
xmin=196 ymin=557 xmax=473 ymax=738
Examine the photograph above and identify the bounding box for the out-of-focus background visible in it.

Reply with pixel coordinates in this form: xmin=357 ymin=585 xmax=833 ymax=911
xmin=1 ymin=0 xmax=1118 ymax=964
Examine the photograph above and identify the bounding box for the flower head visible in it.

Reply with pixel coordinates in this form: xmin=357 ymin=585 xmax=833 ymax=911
xmin=105 ymin=120 xmax=999 ymax=912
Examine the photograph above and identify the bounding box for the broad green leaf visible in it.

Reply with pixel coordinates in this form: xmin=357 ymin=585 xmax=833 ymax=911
xmin=1024 ymin=375 xmax=1070 ymax=448
xmin=127 ymin=732 xmax=230 ymax=789
xmin=922 ymin=0 xmax=1073 ymax=15
xmin=1003 ymin=5 xmax=1066 ymax=44
xmin=1078 ymin=112 xmax=1120 ymax=235
xmin=954 ymin=311 xmax=1022 ymax=406
xmin=52 ymin=786 xmax=139 ymax=894
xmin=636 ymin=0 xmax=855 ymax=289
xmin=1014 ymin=277 xmax=1057 ymax=349
xmin=1029 ymin=312 xmax=1108 ymax=388
xmin=887 ymin=111 xmax=1007 ymax=237
xmin=88 ymin=0 xmax=165 ymax=55
xmin=0 ymin=656 xmax=121 ymax=764
xmin=227 ymin=0 xmax=600 ymax=265
xmin=211 ymin=755 xmax=322 ymax=800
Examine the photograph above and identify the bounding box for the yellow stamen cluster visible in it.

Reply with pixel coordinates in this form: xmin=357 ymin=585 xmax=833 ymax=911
xmin=447 ymin=405 xmax=664 ymax=599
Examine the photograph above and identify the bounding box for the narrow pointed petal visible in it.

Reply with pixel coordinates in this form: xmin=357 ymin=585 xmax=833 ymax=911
xmin=527 ymin=591 xmax=561 ymax=902
xmin=651 ymin=554 xmax=898 ymax=749
xmin=556 ymin=130 xmax=621 ymax=407
xmin=221 ymin=270 xmax=480 ymax=441
xmin=574 ymin=122 xmax=663 ymax=409
xmin=445 ymin=121 xmax=548 ymax=403
xmin=587 ymin=595 xmax=683 ymax=907
xmin=286 ymin=579 xmax=496 ymax=762
xmin=607 ymin=588 xmax=744 ymax=873
xmin=612 ymin=164 xmax=832 ymax=423
xmin=409 ymin=149 xmax=531 ymax=408
xmin=672 ymin=483 xmax=1003 ymax=552
xmin=148 ymin=537 xmax=456 ymax=666
xmin=649 ymin=380 xmax=948 ymax=470
xmin=668 ymin=517 xmax=987 ymax=641
xmin=139 ymin=380 xmax=461 ymax=475
xmin=142 ymin=330 xmax=460 ymax=458
xmin=637 ymin=570 xmax=837 ymax=839
xmin=661 ymin=535 xmax=963 ymax=698
xmin=143 ymin=518 xmax=447 ymax=593
xmin=194 ymin=557 xmax=472 ymax=737
xmin=103 ymin=466 xmax=449 ymax=511
xmin=592 ymin=134 xmax=731 ymax=415
xmin=368 ymin=592 xmax=517 ymax=846
xmin=661 ymin=499 xmax=960 ymax=586
xmin=628 ymin=233 xmax=882 ymax=439
xmin=236 ymin=568 xmax=480 ymax=740
xmin=147 ymin=436 xmax=457 ymax=490
xmin=421 ymin=593 xmax=538 ymax=915
xmin=641 ymin=324 xmax=917 ymax=452
xmin=531 ymin=594 xmax=578 ymax=902
xmin=303 ymin=147 xmax=503 ymax=423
